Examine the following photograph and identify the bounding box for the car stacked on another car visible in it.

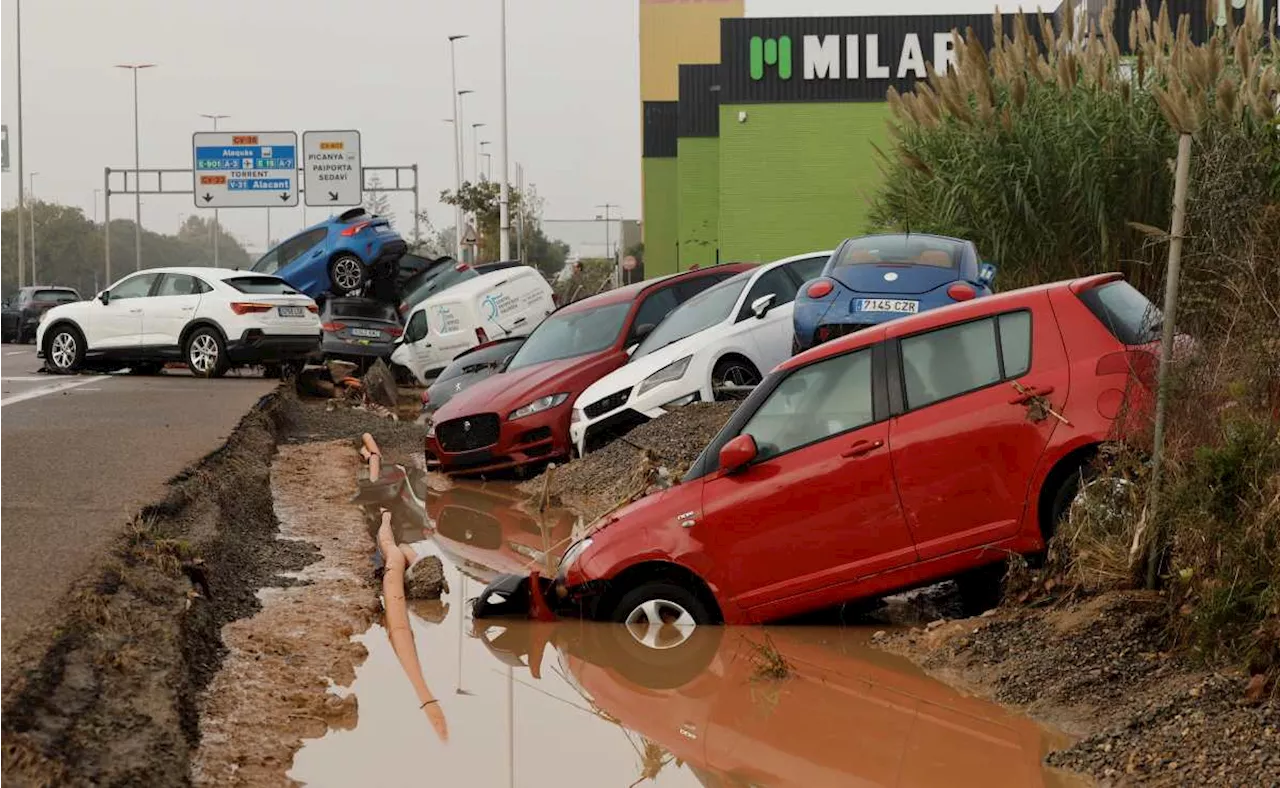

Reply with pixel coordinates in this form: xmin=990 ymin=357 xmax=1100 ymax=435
xmin=37 ymin=267 xmax=321 ymax=377
xmin=251 ymin=207 xmax=408 ymax=299
xmin=424 ymin=263 xmax=754 ymax=476
xmin=2 ymin=286 xmax=81 ymax=343
xmin=571 ymin=251 xmax=830 ymax=455
xmin=792 ymin=233 xmax=996 ymax=352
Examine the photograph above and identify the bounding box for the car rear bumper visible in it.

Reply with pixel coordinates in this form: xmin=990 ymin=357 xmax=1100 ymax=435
xmin=425 ymin=407 xmax=571 ymax=475
xmin=227 ymin=330 xmax=321 ymax=363
xmin=318 ymin=337 xmax=396 ymax=360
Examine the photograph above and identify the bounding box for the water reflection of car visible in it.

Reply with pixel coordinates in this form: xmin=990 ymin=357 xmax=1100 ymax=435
xmin=792 ymin=233 xmax=996 ymax=353
xmin=427 ymin=484 xmax=576 ymax=583
xmin=474 ymin=622 xmax=1053 ymax=787
xmin=3 ymin=286 xmax=81 ymax=343
xmin=422 ymin=337 xmax=526 ymax=421
xmin=251 ymin=207 xmax=407 ymax=299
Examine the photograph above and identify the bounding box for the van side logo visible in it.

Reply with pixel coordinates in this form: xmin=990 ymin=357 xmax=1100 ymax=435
xmin=749 ymin=35 xmax=792 ymax=81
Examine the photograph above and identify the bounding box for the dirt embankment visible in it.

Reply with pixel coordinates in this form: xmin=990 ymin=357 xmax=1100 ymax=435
xmin=883 ymin=591 xmax=1280 ymax=786
xmin=519 ymin=402 xmax=738 ymax=522
xmin=1 ymin=393 xmax=314 ymax=787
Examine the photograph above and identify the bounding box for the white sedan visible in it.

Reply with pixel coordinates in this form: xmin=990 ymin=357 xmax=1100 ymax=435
xmin=36 ymin=267 xmax=321 ymax=377
xmin=569 ymin=251 xmax=831 ymax=455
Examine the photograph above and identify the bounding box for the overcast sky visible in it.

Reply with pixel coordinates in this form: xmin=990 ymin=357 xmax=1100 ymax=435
xmin=1 ymin=0 xmax=1023 ymax=256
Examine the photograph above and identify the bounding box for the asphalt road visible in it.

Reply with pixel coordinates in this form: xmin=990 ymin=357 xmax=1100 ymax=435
xmin=1 ymin=343 xmax=278 ymax=670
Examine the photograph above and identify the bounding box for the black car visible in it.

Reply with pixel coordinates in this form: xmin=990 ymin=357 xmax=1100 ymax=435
xmin=2 ymin=286 xmax=81 ymax=343
xmin=421 ymin=336 xmax=526 ymax=419
xmin=317 ymin=297 xmax=403 ymax=367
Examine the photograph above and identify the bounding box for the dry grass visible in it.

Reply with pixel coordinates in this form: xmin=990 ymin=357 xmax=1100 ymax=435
xmin=746 ymin=634 xmax=794 ymax=681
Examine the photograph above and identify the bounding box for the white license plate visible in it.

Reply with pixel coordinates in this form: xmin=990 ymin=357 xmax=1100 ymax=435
xmin=350 ymin=328 xmax=381 ymax=338
xmin=277 ymin=306 xmax=306 ymax=317
xmin=857 ymin=298 xmax=919 ymax=314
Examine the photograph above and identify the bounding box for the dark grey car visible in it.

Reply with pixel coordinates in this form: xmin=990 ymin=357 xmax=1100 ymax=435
xmin=2 ymin=286 xmax=80 ymax=343
xmin=318 ymin=297 xmax=403 ymax=366
xmin=422 ymin=336 xmax=526 ymax=419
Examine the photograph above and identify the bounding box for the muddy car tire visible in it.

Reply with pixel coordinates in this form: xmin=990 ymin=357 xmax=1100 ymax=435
xmin=604 ymin=590 xmax=722 ymax=689
xmin=611 ymin=580 xmax=712 ymax=646
xmin=185 ymin=327 xmax=229 ymax=379
xmin=711 ymin=357 xmax=761 ymax=401
xmin=43 ymin=324 xmax=86 ymax=374
xmin=328 ymin=254 xmax=367 ymax=296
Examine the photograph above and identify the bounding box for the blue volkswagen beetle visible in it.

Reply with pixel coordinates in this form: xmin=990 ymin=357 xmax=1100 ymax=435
xmin=792 ymin=233 xmax=996 ymax=353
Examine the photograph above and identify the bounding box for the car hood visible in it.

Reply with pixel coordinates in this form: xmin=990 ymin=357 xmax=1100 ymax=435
xmin=426 ymin=368 xmax=499 ymax=411
xmin=42 ymin=301 xmax=92 ymax=323
xmin=432 ymin=353 xmax=610 ymax=421
xmin=829 ymin=264 xmax=961 ymax=296
xmin=578 ymin=331 xmax=713 ymax=408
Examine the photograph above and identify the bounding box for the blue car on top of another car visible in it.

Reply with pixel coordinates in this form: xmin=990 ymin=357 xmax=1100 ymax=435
xmin=792 ymin=232 xmax=996 ymax=353
xmin=251 ymin=207 xmax=408 ymax=299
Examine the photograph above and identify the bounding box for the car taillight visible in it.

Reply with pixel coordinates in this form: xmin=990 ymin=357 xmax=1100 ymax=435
xmin=475 ymin=327 xmax=489 ymax=343
xmin=947 ymin=283 xmax=977 ymax=301
xmin=322 ymin=321 xmax=347 ymax=332
xmin=230 ymin=302 xmax=274 ymax=315
xmin=806 ymin=280 xmax=834 ymax=298
xmin=305 ymin=303 xmax=320 ymax=313
xmin=1096 ymin=350 xmax=1158 ymax=389
xmin=340 ymin=221 xmax=371 ymax=237
xmin=385 ymin=326 xmax=404 ymax=337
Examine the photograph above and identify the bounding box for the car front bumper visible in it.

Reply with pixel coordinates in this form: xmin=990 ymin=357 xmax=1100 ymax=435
xmin=471 ymin=571 xmax=609 ymax=622
xmin=227 ymin=330 xmax=321 ymax=363
xmin=571 ymin=385 xmax=704 ymax=455
xmin=425 ymin=405 xmax=571 ymax=476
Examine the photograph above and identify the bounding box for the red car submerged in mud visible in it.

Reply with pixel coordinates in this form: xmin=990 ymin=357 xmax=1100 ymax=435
xmin=475 ymin=274 xmax=1165 ymax=628
xmin=424 ymin=264 xmax=752 ymax=476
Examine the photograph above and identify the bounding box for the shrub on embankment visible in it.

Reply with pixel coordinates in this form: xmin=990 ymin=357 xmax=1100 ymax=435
xmin=872 ymin=1 xmax=1279 ymax=673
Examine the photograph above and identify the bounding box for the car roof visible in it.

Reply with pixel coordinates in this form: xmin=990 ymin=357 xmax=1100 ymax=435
xmin=415 ymin=265 xmax=542 ymax=304
xmin=120 ymin=267 xmax=277 ymax=281
xmin=779 ymin=273 xmax=1122 ymax=372
xmin=559 ymin=264 xmax=755 ymax=315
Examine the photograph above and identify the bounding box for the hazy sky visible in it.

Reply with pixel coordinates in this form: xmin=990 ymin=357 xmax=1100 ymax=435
xmin=2 ymin=0 xmax=1020 ymax=256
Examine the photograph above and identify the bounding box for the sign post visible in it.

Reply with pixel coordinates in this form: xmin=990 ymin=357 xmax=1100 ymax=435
xmin=302 ymin=130 xmax=362 ymax=207
xmin=191 ymin=131 xmax=299 ymax=208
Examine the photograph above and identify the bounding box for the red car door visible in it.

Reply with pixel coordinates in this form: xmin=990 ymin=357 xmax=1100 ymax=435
xmin=885 ymin=295 xmax=1070 ymax=560
xmin=697 ymin=338 xmax=916 ymax=620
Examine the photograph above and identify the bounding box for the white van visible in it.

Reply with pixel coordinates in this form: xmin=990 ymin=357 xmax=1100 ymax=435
xmin=391 ymin=266 xmax=554 ymax=384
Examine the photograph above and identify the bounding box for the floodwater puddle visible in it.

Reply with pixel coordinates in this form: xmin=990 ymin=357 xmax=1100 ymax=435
xmin=286 ymin=480 xmax=1086 ymax=787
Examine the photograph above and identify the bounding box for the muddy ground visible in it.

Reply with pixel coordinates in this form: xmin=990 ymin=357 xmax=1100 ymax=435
xmin=883 ymin=591 xmax=1280 ymax=786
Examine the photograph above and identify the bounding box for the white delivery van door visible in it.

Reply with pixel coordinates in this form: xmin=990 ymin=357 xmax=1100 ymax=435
xmin=391 ymin=308 xmax=438 ymax=384
xmin=477 ymin=269 xmax=554 ymax=339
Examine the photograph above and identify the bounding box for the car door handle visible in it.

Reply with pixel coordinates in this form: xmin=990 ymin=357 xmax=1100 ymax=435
xmin=1009 ymin=384 xmax=1055 ymax=405
xmin=841 ymin=439 xmax=883 ymax=458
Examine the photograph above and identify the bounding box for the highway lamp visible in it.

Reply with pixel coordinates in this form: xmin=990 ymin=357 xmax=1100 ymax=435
xmin=15 ymin=0 xmax=27 ymax=288
xmin=199 ymin=113 xmax=230 ymax=265
xmin=597 ymin=203 xmax=619 ymax=286
xmin=482 ymin=151 xmax=493 ymax=181
xmin=471 ymin=123 xmax=486 ymax=183
xmin=479 ymin=141 xmax=491 ymax=181
xmin=497 ymin=0 xmax=512 ymax=260
xmin=448 ymin=35 xmax=469 ymax=260
xmin=115 ymin=63 xmax=156 ymax=271
xmin=29 ymin=172 xmax=38 ymax=283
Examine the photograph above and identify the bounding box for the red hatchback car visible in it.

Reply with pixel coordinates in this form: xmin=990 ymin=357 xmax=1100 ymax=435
xmin=425 ymin=264 xmax=753 ymax=475
xmin=480 ymin=273 xmax=1162 ymax=627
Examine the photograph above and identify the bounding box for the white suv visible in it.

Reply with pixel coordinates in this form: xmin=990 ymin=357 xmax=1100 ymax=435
xmin=36 ymin=267 xmax=322 ymax=378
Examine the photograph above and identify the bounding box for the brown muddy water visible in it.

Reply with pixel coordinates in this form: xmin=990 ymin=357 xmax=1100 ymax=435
xmin=280 ymin=476 xmax=1086 ymax=788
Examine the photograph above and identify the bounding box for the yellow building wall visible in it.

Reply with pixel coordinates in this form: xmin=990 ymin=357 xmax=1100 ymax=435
xmin=639 ymin=0 xmax=744 ymax=101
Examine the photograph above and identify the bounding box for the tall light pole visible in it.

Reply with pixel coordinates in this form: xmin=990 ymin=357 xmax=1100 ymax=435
xmin=478 ymin=141 xmax=491 ymax=180
xmin=15 ymin=0 xmax=27 ymax=288
xmin=457 ymin=89 xmax=475 ymax=262
xmin=481 ymin=149 xmax=492 ymax=181
xmin=447 ymin=34 xmax=469 ymax=261
xmin=597 ymin=203 xmax=619 ymax=286
xmin=471 ymin=122 xmax=486 ymax=182
xmin=29 ymin=173 xmax=38 ymax=284
xmin=199 ymin=113 xmax=229 ymax=266
xmin=498 ymin=0 xmax=512 ymax=261
xmin=116 ymin=63 xmax=155 ymax=271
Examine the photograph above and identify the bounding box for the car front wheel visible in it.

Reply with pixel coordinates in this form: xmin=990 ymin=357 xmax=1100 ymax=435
xmin=328 ymin=254 xmax=366 ymax=296
xmin=711 ymin=358 xmax=761 ymax=401
xmin=611 ymin=580 xmax=711 ymax=648
xmin=185 ymin=328 xmax=229 ymax=378
xmin=44 ymin=325 xmax=85 ymax=374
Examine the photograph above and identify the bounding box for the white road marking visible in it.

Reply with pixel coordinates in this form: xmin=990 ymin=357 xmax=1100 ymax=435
xmin=1 ymin=376 xmax=54 ymax=382
xmin=0 ymin=377 xmax=108 ymax=407
xmin=6 ymin=351 xmax=29 ymax=356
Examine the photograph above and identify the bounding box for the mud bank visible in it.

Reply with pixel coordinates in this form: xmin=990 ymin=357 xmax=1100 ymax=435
xmin=191 ymin=441 xmax=377 ymax=787
xmin=882 ymin=591 xmax=1280 ymax=785
xmin=1 ymin=391 xmax=314 ymax=787
xmin=279 ymin=394 xmax=424 ymax=469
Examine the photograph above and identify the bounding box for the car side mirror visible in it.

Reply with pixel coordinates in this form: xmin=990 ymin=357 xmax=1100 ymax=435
xmin=751 ymin=294 xmax=777 ymax=319
xmin=98 ymin=291 xmax=110 ymax=305
xmin=718 ymin=434 xmax=758 ymax=474
xmin=978 ymin=262 xmax=997 ymax=286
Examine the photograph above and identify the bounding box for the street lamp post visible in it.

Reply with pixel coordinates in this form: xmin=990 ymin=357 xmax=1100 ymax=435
xmin=498 ymin=0 xmax=512 ymax=261
xmin=471 ymin=123 xmax=486 ymax=182
xmin=448 ymin=35 xmax=469 ymax=261
xmin=482 ymin=152 xmax=493 ymax=181
xmin=478 ymin=141 xmax=491 ymax=180
xmin=15 ymin=0 xmax=27 ymax=289
xmin=29 ymin=173 xmax=38 ymax=284
xmin=199 ymin=113 xmax=230 ymax=265
xmin=457 ymin=89 xmax=475 ymax=262
xmin=597 ymin=203 xmax=619 ymax=286
xmin=116 ymin=63 xmax=156 ymax=271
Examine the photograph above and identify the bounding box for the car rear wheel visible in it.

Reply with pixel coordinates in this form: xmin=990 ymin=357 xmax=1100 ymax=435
xmin=711 ymin=358 xmax=761 ymax=401
xmin=328 ymin=254 xmax=366 ymax=296
xmin=611 ymin=580 xmax=712 ymax=649
xmin=185 ymin=327 xmax=229 ymax=378
xmin=44 ymin=325 xmax=85 ymax=374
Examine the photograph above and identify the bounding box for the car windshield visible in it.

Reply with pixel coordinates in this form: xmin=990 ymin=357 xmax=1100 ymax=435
xmin=224 ymin=276 xmax=301 ymax=295
xmin=505 ymin=302 xmax=631 ymax=371
xmin=832 ymin=236 xmax=962 ymax=269
xmin=634 ymin=275 xmax=749 ymax=358
xmin=437 ymin=339 xmax=525 ymax=383
xmin=32 ymin=289 xmax=78 ymax=303
xmin=329 ymin=299 xmax=398 ymax=322
xmin=402 ymin=265 xmax=477 ymax=309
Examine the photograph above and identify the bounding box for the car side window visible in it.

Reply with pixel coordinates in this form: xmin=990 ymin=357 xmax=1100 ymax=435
xmin=405 ymin=311 xmax=428 ymax=343
xmin=281 ymin=228 xmax=327 ymax=267
xmin=674 ymin=272 xmax=731 ymax=302
xmin=998 ymin=311 xmax=1032 ymax=378
xmin=900 ymin=317 xmax=1005 ymax=409
xmin=737 ymin=267 xmax=799 ymax=321
xmin=629 ymin=288 xmax=678 ymax=342
xmin=253 ymin=248 xmax=282 ymax=275
xmin=155 ymin=274 xmax=202 ymax=297
xmin=787 ymin=255 xmax=830 ymax=285
xmin=109 ymin=274 xmax=159 ymax=300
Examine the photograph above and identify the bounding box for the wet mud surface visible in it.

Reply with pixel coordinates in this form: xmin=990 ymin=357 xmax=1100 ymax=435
xmin=884 ymin=592 xmax=1280 ymax=786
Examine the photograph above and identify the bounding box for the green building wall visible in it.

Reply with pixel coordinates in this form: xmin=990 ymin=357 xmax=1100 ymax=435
xmin=676 ymin=137 xmax=720 ymax=268
xmin=642 ymin=157 xmax=680 ymax=277
xmin=718 ymin=102 xmax=892 ymax=263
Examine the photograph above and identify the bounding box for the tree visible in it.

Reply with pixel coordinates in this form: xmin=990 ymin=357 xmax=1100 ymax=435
xmin=439 ymin=180 xmax=569 ymax=279
xmin=364 ymin=174 xmax=394 ymax=222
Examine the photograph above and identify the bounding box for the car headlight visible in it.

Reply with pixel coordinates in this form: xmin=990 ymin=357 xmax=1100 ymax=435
xmin=509 ymin=393 xmax=569 ymax=420
xmin=636 ymin=356 xmax=692 ymax=397
xmin=557 ymin=537 xmax=593 ymax=577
